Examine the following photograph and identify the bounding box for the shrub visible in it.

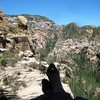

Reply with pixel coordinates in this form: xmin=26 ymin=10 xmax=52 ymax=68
xmin=3 ymin=75 xmax=26 ymax=94
xmin=0 ymin=59 xmax=7 ymax=67
xmin=2 ymin=51 xmax=15 ymax=59
xmin=39 ymin=65 xmax=47 ymax=74
xmin=1 ymin=51 xmax=19 ymax=67
xmin=29 ymin=62 xmax=39 ymax=69
xmin=69 ymin=51 xmax=100 ymax=100
xmin=38 ymin=48 xmax=48 ymax=61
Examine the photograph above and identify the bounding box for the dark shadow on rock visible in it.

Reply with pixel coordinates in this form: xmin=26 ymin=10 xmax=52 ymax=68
xmin=0 ymin=89 xmax=20 ymax=100
xmin=31 ymin=63 xmax=88 ymax=100
xmin=74 ymin=96 xmax=88 ymax=100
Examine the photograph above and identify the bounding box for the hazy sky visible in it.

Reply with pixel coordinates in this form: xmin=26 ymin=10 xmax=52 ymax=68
xmin=0 ymin=0 xmax=100 ymax=26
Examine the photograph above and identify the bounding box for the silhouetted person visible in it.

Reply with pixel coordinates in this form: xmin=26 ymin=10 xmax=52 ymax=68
xmin=31 ymin=79 xmax=52 ymax=100
xmin=31 ymin=63 xmax=88 ymax=100
xmin=47 ymin=63 xmax=63 ymax=93
xmin=46 ymin=63 xmax=73 ymax=100
xmin=32 ymin=63 xmax=72 ymax=100
xmin=42 ymin=79 xmax=53 ymax=95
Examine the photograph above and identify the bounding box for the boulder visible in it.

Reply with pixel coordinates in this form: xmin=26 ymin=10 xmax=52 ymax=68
xmin=22 ymin=50 xmax=33 ymax=57
xmin=12 ymin=36 xmax=31 ymax=51
xmin=17 ymin=16 xmax=28 ymax=25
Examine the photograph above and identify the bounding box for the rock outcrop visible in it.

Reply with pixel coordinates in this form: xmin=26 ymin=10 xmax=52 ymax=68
xmin=0 ymin=9 xmax=99 ymax=100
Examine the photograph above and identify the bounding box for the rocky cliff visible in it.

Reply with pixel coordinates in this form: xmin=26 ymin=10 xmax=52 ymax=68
xmin=0 ymin=9 xmax=100 ymax=100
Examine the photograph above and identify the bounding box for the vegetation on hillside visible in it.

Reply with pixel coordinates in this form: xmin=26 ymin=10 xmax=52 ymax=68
xmin=68 ymin=51 xmax=100 ymax=100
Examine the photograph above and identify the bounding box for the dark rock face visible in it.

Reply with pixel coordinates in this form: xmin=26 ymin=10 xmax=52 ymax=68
xmin=0 ymin=17 xmax=3 ymax=20
xmin=0 ymin=89 xmax=20 ymax=100
xmin=11 ymin=36 xmax=31 ymax=51
xmin=74 ymin=97 xmax=88 ymax=100
xmin=0 ymin=96 xmax=8 ymax=100
xmin=12 ymin=37 xmax=28 ymax=44
xmin=96 ymin=53 xmax=100 ymax=60
xmin=0 ymin=36 xmax=11 ymax=48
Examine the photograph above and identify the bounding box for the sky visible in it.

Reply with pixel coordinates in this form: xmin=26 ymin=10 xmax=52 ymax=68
xmin=0 ymin=0 xmax=100 ymax=26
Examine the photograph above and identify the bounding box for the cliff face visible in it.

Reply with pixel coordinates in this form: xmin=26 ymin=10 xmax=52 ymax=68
xmin=0 ymin=11 xmax=99 ymax=55
xmin=47 ymin=23 xmax=100 ymax=63
xmin=0 ymin=11 xmax=57 ymax=54
xmin=0 ymin=10 xmax=100 ymax=100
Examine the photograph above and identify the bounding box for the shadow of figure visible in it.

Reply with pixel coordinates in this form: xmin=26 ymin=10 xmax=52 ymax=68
xmin=0 ymin=89 xmax=20 ymax=100
xmin=0 ymin=91 xmax=8 ymax=100
xmin=31 ymin=63 xmax=88 ymax=100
